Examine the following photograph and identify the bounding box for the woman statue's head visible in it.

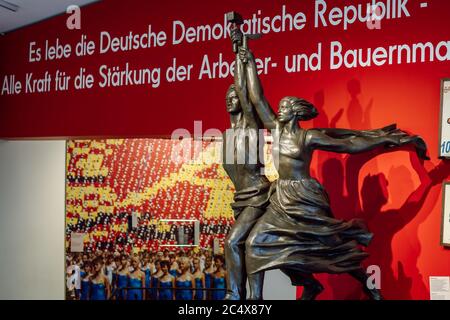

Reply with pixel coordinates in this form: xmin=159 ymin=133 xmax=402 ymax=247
xmin=226 ymin=85 xmax=241 ymax=114
xmin=278 ymin=96 xmax=318 ymax=123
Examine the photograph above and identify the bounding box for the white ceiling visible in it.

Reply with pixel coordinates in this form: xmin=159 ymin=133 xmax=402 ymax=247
xmin=0 ymin=0 xmax=100 ymax=34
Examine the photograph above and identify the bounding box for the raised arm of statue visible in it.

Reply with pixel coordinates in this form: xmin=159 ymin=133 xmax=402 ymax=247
xmin=243 ymin=47 xmax=278 ymax=130
xmin=234 ymin=47 xmax=258 ymax=127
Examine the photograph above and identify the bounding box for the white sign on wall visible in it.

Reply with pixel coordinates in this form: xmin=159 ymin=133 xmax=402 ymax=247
xmin=430 ymin=276 xmax=450 ymax=300
xmin=70 ymin=232 xmax=85 ymax=253
xmin=439 ymin=79 xmax=450 ymax=158
xmin=441 ymin=183 xmax=450 ymax=247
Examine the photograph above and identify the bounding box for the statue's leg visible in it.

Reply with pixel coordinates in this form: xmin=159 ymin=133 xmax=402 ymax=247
xmin=281 ymin=269 xmax=324 ymax=300
xmin=244 ymin=218 xmax=267 ymax=300
xmin=348 ymin=268 xmax=383 ymax=300
xmin=247 ymin=271 xmax=264 ymax=300
xmin=224 ymin=206 xmax=265 ymax=300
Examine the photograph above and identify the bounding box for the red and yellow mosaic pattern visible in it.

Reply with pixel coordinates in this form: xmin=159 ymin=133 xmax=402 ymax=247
xmin=65 ymin=138 xmax=278 ymax=253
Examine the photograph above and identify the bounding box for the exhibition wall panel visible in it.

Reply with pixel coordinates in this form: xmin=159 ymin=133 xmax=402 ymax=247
xmin=0 ymin=141 xmax=65 ymax=299
xmin=1 ymin=0 xmax=450 ymax=300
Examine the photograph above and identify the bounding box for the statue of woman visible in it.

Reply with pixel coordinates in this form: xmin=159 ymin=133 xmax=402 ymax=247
xmin=238 ymin=44 xmax=428 ymax=300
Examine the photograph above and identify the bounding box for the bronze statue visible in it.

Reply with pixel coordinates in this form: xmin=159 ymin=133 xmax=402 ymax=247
xmin=221 ymin=18 xmax=270 ymax=300
xmin=224 ymin=24 xmax=428 ymax=300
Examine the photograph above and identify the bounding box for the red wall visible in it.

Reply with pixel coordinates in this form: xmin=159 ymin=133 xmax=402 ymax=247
xmin=1 ymin=0 xmax=449 ymax=299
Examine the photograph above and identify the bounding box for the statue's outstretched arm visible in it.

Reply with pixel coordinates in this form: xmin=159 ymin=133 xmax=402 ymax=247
xmin=316 ymin=124 xmax=398 ymax=139
xmin=244 ymin=48 xmax=278 ymax=130
xmin=318 ymin=125 xmax=429 ymax=160
xmin=305 ymin=128 xmax=408 ymax=155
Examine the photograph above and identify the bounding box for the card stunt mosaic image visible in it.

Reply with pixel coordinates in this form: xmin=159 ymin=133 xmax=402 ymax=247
xmin=64 ymin=138 xmax=276 ymax=300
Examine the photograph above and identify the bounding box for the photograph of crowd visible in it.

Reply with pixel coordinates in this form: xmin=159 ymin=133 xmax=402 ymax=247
xmin=66 ymin=248 xmax=226 ymax=300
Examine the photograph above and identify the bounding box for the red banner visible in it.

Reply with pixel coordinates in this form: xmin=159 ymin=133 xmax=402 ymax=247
xmin=0 ymin=0 xmax=449 ymax=140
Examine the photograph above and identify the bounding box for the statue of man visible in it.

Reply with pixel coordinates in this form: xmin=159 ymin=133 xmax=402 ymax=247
xmin=221 ymin=28 xmax=271 ymax=300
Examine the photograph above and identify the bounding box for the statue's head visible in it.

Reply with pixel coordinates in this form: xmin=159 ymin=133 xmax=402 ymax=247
xmin=278 ymin=96 xmax=318 ymax=123
xmin=226 ymin=84 xmax=241 ymax=114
